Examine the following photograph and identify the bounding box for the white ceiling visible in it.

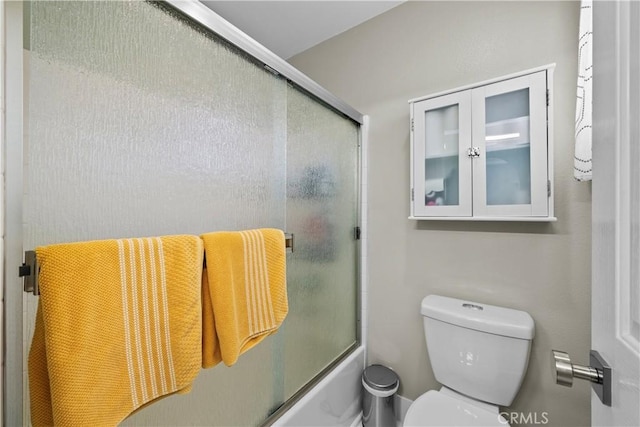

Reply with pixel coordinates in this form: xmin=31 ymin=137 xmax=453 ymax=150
xmin=201 ymin=1 xmax=404 ymax=59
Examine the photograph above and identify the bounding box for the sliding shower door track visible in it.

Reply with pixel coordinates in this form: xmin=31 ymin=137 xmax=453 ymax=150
xmin=162 ymin=0 xmax=364 ymax=125
xmin=261 ymin=342 xmax=361 ymax=427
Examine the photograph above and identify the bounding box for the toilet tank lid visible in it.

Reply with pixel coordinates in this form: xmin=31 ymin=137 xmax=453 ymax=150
xmin=421 ymin=295 xmax=535 ymax=340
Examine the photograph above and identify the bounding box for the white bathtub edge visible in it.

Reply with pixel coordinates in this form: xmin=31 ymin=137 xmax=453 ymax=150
xmin=273 ymin=346 xmax=365 ymax=427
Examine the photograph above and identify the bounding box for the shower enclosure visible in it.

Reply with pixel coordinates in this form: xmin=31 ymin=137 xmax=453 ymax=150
xmin=4 ymin=1 xmax=362 ymax=425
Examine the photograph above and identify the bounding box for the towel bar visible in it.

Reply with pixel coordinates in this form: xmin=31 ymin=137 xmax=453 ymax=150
xmin=19 ymin=233 xmax=294 ymax=296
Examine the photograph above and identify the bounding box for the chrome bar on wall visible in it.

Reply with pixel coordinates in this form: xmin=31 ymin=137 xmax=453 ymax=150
xmin=19 ymin=234 xmax=295 ymax=296
xmin=163 ymin=0 xmax=364 ymax=125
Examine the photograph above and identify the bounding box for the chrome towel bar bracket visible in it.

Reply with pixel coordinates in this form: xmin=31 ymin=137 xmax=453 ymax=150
xmin=19 ymin=250 xmax=39 ymax=296
xmin=285 ymin=233 xmax=294 ymax=253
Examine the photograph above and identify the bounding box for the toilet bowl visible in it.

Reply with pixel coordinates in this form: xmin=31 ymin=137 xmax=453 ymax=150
xmin=403 ymin=295 xmax=534 ymax=427
xmin=404 ymin=388 xmax=507 ymax=427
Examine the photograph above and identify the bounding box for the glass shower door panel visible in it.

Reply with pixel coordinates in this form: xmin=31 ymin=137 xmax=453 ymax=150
xmin=26 ymin=2 xmax=287 ymax=425
xmin=285 ymin=86 xmax=359 ymax=399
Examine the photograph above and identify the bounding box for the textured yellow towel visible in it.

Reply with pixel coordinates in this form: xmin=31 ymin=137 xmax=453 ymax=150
xmin=201 ymin=228 xmax=288 ymax=367
xmin=29 ymin=235 xmax=203 ymax=426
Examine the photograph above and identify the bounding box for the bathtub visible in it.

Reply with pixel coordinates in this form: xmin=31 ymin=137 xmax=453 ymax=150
xmin=273 ymin=346 xmax=365 ymax=427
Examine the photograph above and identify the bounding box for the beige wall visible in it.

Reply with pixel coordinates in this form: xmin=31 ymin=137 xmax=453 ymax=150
xmin=290 ymin=2 xmax=592 ymax=426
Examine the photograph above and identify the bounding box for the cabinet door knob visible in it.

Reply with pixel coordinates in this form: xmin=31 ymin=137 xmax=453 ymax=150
xmin=467 ymin=147 xmax=480 ymax=158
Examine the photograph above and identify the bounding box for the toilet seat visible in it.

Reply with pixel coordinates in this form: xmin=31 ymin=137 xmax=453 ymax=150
xmin=403 ymin=390 xmax=508 ymax=427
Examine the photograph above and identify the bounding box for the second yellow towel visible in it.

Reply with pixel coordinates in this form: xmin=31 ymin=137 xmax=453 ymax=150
xmin=201 ymin=228 xmax=288 ymax=367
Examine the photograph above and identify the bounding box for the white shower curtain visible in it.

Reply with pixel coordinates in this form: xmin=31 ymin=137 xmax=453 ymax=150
xmin=574 ymin=0 xmax=592 ymax=181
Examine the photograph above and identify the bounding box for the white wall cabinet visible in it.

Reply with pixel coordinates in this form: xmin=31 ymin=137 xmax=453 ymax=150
xmin=409 ymin=65 xmax=556 ymax=221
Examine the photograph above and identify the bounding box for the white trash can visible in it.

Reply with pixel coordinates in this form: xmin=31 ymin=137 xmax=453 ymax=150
xmin=362 ymin=364 xmax=400 ymax=427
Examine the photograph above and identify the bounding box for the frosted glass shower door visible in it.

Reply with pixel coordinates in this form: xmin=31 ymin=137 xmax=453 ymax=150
xmin=23 ymin=1 xmax=360 ymax=426
xmin=25 ymin=2 xmax=267 ymax=426
xmin=285 ymin=86 xmax=359 ymax=397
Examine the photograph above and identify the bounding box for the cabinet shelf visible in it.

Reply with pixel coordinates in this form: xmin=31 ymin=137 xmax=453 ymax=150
xmin=486 ymin=142 xmax=530 ymax=153
xmin=408 ymin=215 xmax=557 ymax=222
xmin=423 ymin=142 xmax=530 ymax=160
xmin=425 ymin=153 xmax=458 ymax=160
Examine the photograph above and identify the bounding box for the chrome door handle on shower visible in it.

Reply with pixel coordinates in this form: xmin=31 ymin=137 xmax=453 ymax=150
xmin=552 ymin=349 xmax=611 ymax=406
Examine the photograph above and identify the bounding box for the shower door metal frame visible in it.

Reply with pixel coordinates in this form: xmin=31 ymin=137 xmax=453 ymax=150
xmin=164 ymin=1 xmax=364 ymax=125
xmin=3 ymin=2 xmax=365 ymax=426
xmin=4 ymin=2 xmax=26 ymax=426
xmin=162 ymin=3 xmax=366 ymax=422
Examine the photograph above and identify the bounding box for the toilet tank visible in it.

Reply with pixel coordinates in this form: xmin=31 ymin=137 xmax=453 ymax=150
xmin=421 ymin=295 xmax=535 ymax=406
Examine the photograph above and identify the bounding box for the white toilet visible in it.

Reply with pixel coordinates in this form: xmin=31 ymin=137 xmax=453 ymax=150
xmin=404 ymin=295 xmax=535 ymax=427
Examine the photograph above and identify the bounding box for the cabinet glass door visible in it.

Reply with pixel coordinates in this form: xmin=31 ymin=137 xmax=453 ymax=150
xmin=472 ymin=71 xmax=548 ymax=217
xmin=412 ymin=91 xmax=472 ymax=217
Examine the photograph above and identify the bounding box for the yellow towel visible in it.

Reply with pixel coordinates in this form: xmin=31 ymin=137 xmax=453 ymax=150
xmin=29 ymin=235 xmax=203 ymax=426
xmin=201 ymin=228 xmax=288 ymax=367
